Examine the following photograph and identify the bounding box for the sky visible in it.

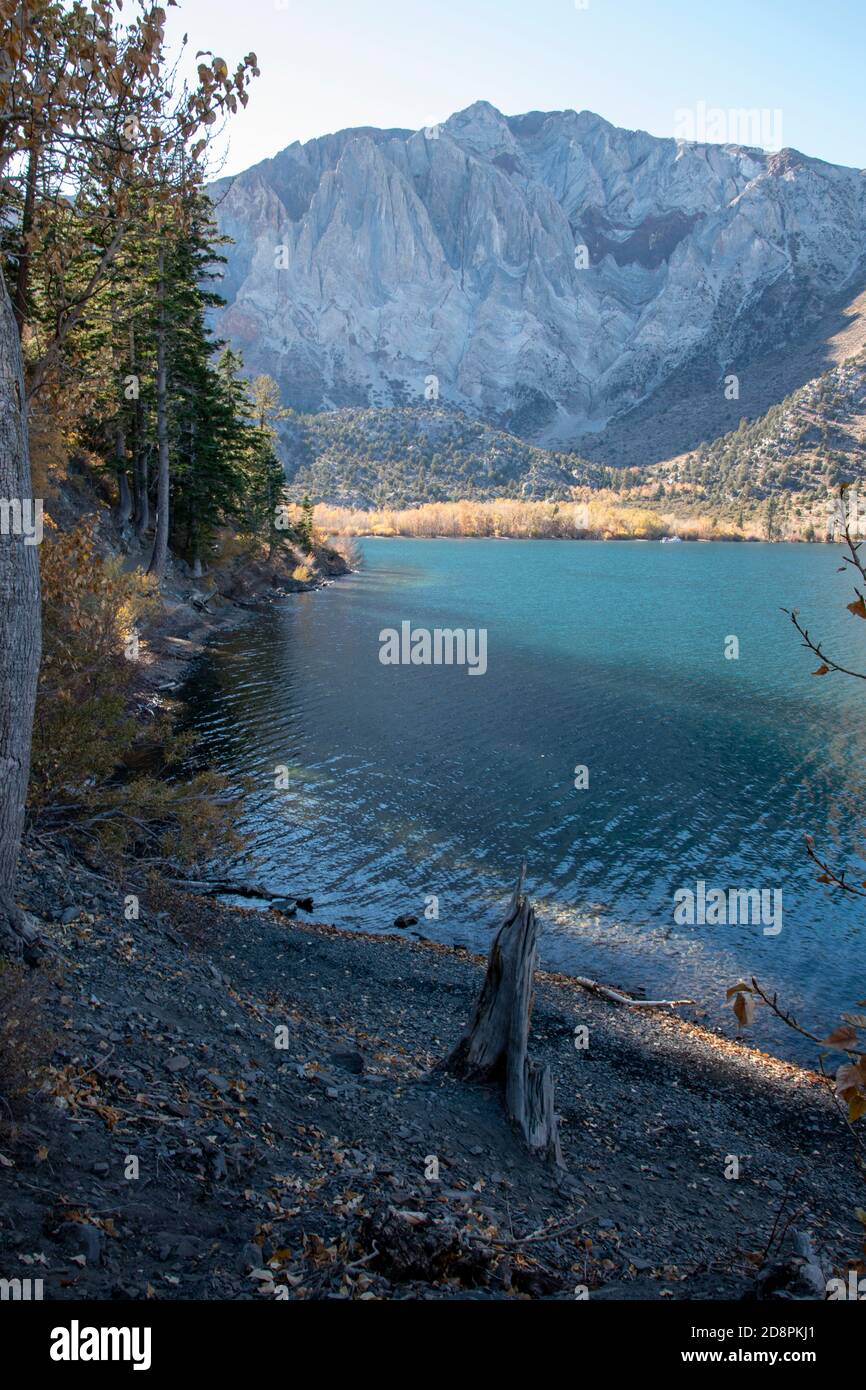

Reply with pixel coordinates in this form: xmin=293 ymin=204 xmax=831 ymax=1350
xmin=164 ymin=0 xmax=866 ymax=176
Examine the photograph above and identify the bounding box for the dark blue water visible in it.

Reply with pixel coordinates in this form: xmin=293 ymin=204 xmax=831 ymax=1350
xmin=179 ymin=539 xmax=866 ymax=1060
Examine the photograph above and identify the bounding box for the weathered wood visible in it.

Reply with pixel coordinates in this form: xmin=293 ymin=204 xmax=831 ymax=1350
xmin=165 ymin=877 xmax=281 ymax=901
xmin=572 ymin=976 xmax=696 ymax=1009
xmin=0 ymin=269 xmax=42 ymax=962
xmin=446 ymin=871 xmax=563 ymax=1165
xmin=165 ymin=879 xmax=314 ymax=919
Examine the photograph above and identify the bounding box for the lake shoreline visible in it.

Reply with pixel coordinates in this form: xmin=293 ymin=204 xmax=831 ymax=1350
xmin=134 ymin=545 xmax=353 ymax=701
xmin=10 ymin=542 xmax=857 ymax=1297
xmin=4 ymin=837 xmax=859 ymax=1301
xmin=7 ymin=536 xmax=841 ymax=1300
xmin=327 ymin=532 xmax=825 ymax=543
xmin=177 ymin=536 xmax=859 ymax=1060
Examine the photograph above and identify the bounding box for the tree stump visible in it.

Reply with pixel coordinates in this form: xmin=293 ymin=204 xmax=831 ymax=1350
xmin=445 ymin=870 xmax=563 ymax=1166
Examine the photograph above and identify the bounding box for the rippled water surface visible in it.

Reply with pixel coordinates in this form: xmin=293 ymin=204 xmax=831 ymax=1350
xmin=179 ymin=539 xmax=866 ymax=1060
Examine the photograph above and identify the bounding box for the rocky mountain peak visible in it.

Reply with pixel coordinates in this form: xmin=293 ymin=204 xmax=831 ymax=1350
xmin=209 ymin=104 xmax=866 ymax=450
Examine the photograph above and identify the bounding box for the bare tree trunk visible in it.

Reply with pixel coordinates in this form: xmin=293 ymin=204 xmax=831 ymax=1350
xmin=0 ymin=274 xmax=42 ymax=962
xmin=147 ymin=248 xmax=169 ymax=576
xmin=128 ymin=322 xmax=149 ymax=539
xmin=133 ymin=443 xmax=149 ymax=540
xmin=116 ymin=428 xmax=132 ymax=522
xmin=112 ymin=303 xmax=132 ymax=525
xmin=445 ymin=870 xmax=563 ymax=1165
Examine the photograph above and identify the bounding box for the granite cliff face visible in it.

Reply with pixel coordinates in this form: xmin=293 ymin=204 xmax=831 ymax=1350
xmin=209 ymin=102 xmax=866 ymax=447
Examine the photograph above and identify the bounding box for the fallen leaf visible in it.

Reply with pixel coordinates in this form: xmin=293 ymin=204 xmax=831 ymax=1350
xmin=733 ymin=992 xmax=755 ymax=1026
xmin=726 ymin=982 xmax=751 ymax=999
xmin=849 ymin=1093 xmax=866 ymax=1123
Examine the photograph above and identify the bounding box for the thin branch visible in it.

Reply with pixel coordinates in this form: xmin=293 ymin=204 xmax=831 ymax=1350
xmin=804 ymin=834 xmax=866 ymax=900
xmin=782 ymin=608 xmax=866 ymax=681
xmin=750 ymin=978 xmax=866 ymax=1059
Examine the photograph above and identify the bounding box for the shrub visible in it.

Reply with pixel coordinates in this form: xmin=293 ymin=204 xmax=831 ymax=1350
xmin=31 ymin=519 xmax=243 ymax=869
xmin=312 ymin=497 xmax=727 ymax=540
xmin=31 ymin=520 xmax=160 ymax=807
xmin=330 ymin=535 xmax=362 ymax=568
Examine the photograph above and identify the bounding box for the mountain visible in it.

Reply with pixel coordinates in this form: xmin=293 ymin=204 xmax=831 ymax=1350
xmin=209 ymin=102 xmax=866 ymax=462
xmin=279 ymin=353 xmax=866 ymax=518
xmin=281 ymin=404 xmax=609 ymax=509
xmin=649 ymin=352 xmax=866 ymax=510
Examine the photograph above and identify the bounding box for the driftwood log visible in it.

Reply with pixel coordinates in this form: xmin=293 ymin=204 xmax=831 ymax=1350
xmin=164 ymin=880 xmax=316 ymax=920
xmin=572 ymin=976 xmax=696 ymax=1009
xmin=165 ymin=877 xmax=279 ymax=901
xmin=445 ymin=870 xmax=563 ymax=1166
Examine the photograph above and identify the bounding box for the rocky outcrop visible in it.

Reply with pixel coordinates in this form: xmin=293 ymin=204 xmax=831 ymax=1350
xmin=209 ymin=102 xmax=866 ymax=448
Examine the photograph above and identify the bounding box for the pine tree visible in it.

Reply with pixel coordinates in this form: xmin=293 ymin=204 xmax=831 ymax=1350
xmin=297 ymin=494 xmax=315 ymax=551
xmin=163 ymin=205 xmax=248 ymax=570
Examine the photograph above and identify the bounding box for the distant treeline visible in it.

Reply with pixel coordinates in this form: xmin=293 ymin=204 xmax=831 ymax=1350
xmin=315 ymin=497 xmax=760 ymax=541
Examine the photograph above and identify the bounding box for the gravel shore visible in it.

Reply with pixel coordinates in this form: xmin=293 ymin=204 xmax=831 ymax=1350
xmin=1 ymin=838 xmax=858 ymax=1301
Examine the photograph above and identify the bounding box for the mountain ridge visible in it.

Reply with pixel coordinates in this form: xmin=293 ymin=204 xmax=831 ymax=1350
xmin=208 ymin=100 xmax=866 ymax=489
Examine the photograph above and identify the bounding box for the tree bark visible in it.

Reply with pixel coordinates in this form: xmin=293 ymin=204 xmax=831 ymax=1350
xmin=147 ymin=248 xmax=169 ymax=576
xmin=133 ymin=442 xmax=149 ymax=539
xmin=112 ymin=303 xmax=132 ymax=525
xmin=128 ymin=322 xmax=149 ymax=539
xmin=0 ymin=273 xmax=42 ymax=962
xmin=116 ymin=428 xmax=132 ymax=522
xmin=445 ymin=871 xmax=563 ymax=1165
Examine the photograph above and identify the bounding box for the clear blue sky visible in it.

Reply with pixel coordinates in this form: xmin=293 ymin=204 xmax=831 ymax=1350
xmin=165 ymin=0 xmax=866 ymax=175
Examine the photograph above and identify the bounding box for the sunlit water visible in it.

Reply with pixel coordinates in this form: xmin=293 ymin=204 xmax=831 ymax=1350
xmin=178 ymin=539 xmax=866 ymax=1061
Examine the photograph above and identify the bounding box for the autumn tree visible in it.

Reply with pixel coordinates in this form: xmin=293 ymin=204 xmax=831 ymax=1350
xmin=0 ymin=0 xmax=258 ymax=955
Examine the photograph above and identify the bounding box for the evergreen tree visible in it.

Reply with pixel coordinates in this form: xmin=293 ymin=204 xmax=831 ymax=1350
xmin=246 ymin=374 xmax=289 ymax=556
xmin=297 ymin=494 xmax=315 ymax=551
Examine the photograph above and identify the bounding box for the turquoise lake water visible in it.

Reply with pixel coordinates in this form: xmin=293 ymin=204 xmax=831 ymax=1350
xmin=179 ymin=539 xmax=866 ymax=1060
